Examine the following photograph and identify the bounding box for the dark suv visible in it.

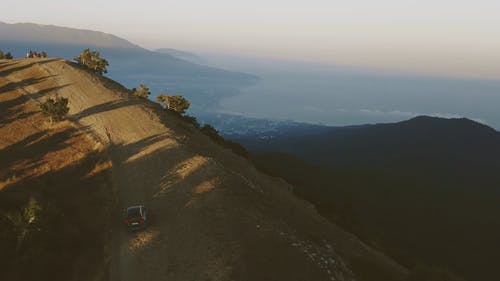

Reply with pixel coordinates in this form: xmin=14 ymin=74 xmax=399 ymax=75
xmin=123 ymin=205 xmax=147 ymax=230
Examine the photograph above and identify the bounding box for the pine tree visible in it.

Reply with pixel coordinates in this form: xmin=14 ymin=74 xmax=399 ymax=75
xmin=74 ymin=49 xmax=109 ymax=75
xmin=156 ymin=94 xmax=190 ymax=114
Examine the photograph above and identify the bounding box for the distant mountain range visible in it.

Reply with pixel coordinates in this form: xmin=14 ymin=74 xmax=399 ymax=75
xmin=241 ymin=116 xmax=500 ymax=281
xmin=0 ymin=22 xmax=139 ymax=48
xmin=0 ymin=22 xmax=258 ymax=111
xmin=155 ymin=47 xmax=204 ymax=64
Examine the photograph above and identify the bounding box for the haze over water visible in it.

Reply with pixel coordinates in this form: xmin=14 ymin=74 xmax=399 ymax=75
xmin=4 ymin=0 xmax=500 ymax=78
xmin=201 ymin=54 xmax=500 ymax=129
xmin=4 ymin=0 xmax=500 ymax=128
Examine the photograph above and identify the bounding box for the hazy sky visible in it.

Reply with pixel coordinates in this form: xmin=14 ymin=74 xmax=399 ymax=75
xmin=2 ymin=0 xmax=500 ymax=78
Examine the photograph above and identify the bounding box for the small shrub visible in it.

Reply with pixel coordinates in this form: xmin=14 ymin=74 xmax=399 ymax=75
xmin=74 ymin=48 xmax=109 ymax=75
xmin=4 ymin=52 xmax=13 ymax=59
xmin=200 ymin=124 xmax=250 ymax=158
xmin=133 ymin=84 xmax=150 ymax=99
xmin=200 ymin=124 xmax=220 ymax=139
xmin=157 ymin=94 xmax=190 ymax=114
xmin=0 ymin=50 xmax=4 ymax=59
xmin=155 ymin=93 xmax=248 ymax=157
xmin=41 ymin=51 xmax=47 ymax=58
xmin=5 ymin=197 xmax=42 ymax=252
xmin=181 ymin=115 xmax=200 ymax=129
xmin=156 ymin=94 xmax=168 ymax=107
xmin=40 ymin=96 xmax=70 ymax=122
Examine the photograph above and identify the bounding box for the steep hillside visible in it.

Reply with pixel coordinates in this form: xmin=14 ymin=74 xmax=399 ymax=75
xmin=240 ymin=116 xmax=500 ymax=189
xmin=0 ymin=59 xmax=114 ymax=280
xmin=241 ymin=117 xmax=500 ymax=281
xmin=0 ymin=58 xmax=407 ymax=281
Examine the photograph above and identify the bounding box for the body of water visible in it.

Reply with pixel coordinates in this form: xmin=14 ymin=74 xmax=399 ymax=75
xmin=200 ymin=53 xmax=500 ymax=129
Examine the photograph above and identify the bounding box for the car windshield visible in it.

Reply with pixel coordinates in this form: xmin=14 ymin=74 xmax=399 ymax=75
xmin=126 ymin=207 xmax=141 ymax=219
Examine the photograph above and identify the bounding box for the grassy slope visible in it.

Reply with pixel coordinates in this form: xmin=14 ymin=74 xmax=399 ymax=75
xmin=0 ymin=61 xmax=114 ymax=281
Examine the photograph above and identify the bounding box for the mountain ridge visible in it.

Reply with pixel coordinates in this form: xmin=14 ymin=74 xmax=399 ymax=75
xmin=239 ymin=115 xmax=500 ymax=168
xmin=0 ymin=21 xmax=140 ymax=49
xmin=155 ymin=48 xmax=203 ymax=64
xmin=0 ymin=57 xmax=408 ymax=281
xmin=241 ymin=115 xmax=500 ymax=281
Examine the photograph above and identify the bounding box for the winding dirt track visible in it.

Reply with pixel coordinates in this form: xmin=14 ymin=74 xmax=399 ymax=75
xmin=1 ymin=58 xmax=409 ymax=281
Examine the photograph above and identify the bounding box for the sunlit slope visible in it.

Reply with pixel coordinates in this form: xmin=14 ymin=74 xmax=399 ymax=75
xmin=0 ymin=58 xmax=407 ymax=281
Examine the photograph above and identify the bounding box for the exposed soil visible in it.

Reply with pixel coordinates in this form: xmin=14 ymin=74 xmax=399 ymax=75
xmin=0 ymin=58 xmax=408 ymax=281
xmin=0 ymin=59 xmax=113 ymax=281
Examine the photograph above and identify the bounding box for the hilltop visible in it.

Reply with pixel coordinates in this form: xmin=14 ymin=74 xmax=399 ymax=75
xmin=241 ymin=116 xmax=500 ymax=281
xmin=0 ymin=58 xmax=408 ymax=281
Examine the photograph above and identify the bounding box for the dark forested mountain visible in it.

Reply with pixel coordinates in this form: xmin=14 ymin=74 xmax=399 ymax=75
xmin=0 ymin=22 xmax=139 ymax=48
xmin=242 ymin=116 xmax=500 ymax=281
xmin=241 ymin=116 xmax=500 ymax=186
xmin=0 ymin=22 xmax=257 ymax=110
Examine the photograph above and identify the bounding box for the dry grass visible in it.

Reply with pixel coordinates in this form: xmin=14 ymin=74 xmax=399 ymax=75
xmin=128 ymin=229 xmax=161 ymax=252
xmin=0 ymin=59 xmax=114 ymax=281
xmin=194 ymin=177 xmax=221 ymax=194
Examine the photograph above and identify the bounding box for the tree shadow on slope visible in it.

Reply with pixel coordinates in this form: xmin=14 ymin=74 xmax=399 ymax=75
xmin=0 ymin=132 xmax=114 ymax=281
xmin=0 ymin=111 xmax=38 ymax=128
xmin=0 ymin=59 xmax=59 ymax=77
xmin=106 ymin=128 xmax=348 ymax=281
xmin=0 ymin=84 xmax=70 ymax=114
xmin=0 ymin=75 xmax=58 ymax=95
xmin=111 ymin=133 xmax=174 ymax=161
xmin=0 ymin=118 xmax=209 ymax=281
xmin=107 ymin=132 xmax=195 ymax=207
xmin=106 ymin=132 xmax=255 ymax=280
xmin=66 ymin=60 xmax=134 ymax=95
xmin=0 ymin=126 xmax=90 ymax=182
xmin=0 ymin=75 xmax=69 ymax=128
xmin=24 ymin=84 xmax=71 ymax=100
xmin=1 ymin=93 xmax=31 ymax=115
xmin=72 ymin=99 xmax=143 ymax=120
